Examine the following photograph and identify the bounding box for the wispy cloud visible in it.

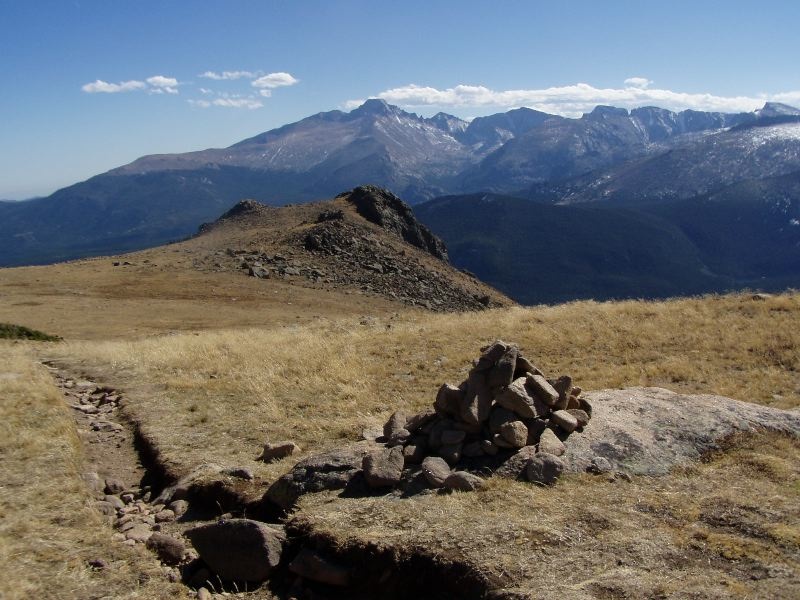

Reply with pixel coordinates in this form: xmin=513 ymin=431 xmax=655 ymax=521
xmin=251 ymin=72 xmax=299 ymax=90
xmin=82 ymin=75 xmax=180 ymax=95
xmin=199 ymin=70 xmax=258 ymax=81
xmin=81 ymin=79 xmax=147 ymax=93
xmin=189 ymin=97 xmax=263 ymax=110
xmin=146 ymin=75 xmax=179 ymax=94
xmin=345 ymin=79 xmax=798 ymax=116
xmin=189 ymin=70 xmax=298 ymax=107
xmin=624 ymin=77 xmax=652 ymax=89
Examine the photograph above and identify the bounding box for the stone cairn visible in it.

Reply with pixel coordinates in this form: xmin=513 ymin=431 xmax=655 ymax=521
xmin=364 ymin=340 xmax=592 ymax=491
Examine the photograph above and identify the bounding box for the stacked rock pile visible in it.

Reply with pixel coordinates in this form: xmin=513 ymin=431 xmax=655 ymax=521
xmin=363 ymin=340 xmax=592 ymax=491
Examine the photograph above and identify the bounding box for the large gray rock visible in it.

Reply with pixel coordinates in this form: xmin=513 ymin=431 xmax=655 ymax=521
xmin=538 ymin=428 xmax=566 ymax=456
xmin=495 ymin=377 xmax=548 ymax=419
xmin=526 ymin=453 xmax=565 ymax=486
xmin=548 ymin=375 xmax=573 ymax=410
xmin=421 ymin=456 xmax=451 ymax=488
xmin=185 ymin=519 xmax=285 ymax=583
xmin=487 ymin=346 xmax=518 ymax=390
xmin=345 ymin=185 xmax=449 ymax=261
xmin=474 ymin=340 xmax=511 ymax=371
xmin=562 ymin=387 xmax=800 ymax=475
xmin=444 ymin=471 xmax=485 ymax=492
xmin=259 ymin=441 xmax=299 ymax=462
xmin=550 ymin=410 xmax=579 ymax=433
xmin=494 ymin=446 xmax=537 ymax=479
xmin=145 ymin=533 xmax=185 ymax=565
xmin=383 ymin=410 xmax=407 ymax=438
xmin=265 ymin=445 xmax=371 ymax=510
xmin=460 ymin=370 xmax=492 ymax=425
xmin=154 ymin=463 xmax=224 ymax=504
xmin=514 ymin=355 xmax=544 ymax=379
xmin=500 ymin=421 xmax=529 ymax=448
xmin=104 ymin=478 xmax=125 ymax=495
xmin=567 ymin=409 xmax=590 ymax=429
xmin=526 ymin=374 xmax=560 ymax=407
xmin=434 ymin=384 xmax=463 ymax=417
xmin=363 ymin=447 xmax=404 ymax=488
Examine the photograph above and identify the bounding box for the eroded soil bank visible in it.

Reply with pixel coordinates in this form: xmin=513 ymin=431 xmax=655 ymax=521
xmin=48 ymin=363 xmax=508 ymax=600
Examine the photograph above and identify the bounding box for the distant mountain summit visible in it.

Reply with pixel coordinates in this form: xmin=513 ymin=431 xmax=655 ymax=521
xmin=757 ymin=102 xmax=800 ymax=118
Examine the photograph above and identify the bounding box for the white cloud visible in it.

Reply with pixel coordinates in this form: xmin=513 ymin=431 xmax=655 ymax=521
xmin=199 ymin=87 xmax=213 ymax=95
xmin=82 ymin=75 xmax=180 ymax=95
xmin=258 ymin=89 xmax=272 ymax=98
xmin=146 ymin=75 xmax=179 ymax=94
xmin=189 ymin=97 xmax=263 ymax=110
xmin=770 ymin=90 xmax=800 ymax=105
xmin=624 ymin=77 xmax=652 ymax=89
xmin=81 ymin=79 xmax=146 ymax=93
xmin=251 ymin=72 xmax=298 ymax=89
xmin=199 ymin=70 xmax=258 ymax=80
xmin=213 ymin=98 xmax=263 ymax=109
xmin=344 ymin=82 xmax=785 ymax=117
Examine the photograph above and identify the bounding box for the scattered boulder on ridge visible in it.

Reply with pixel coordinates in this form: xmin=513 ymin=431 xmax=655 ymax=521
xmin=342 ymin=185 xmax=449 ymax=261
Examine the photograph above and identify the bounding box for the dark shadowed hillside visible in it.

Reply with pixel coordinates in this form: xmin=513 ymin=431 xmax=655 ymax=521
xmin=416 ymin=192 xmax=800 ymax=304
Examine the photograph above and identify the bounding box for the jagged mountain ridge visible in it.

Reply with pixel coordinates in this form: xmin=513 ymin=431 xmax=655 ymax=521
xmin=462 ymin=105 xmax=760 ymax=192
xmin=2 ymin=99 xmax=799 ymax=269
xmin=107 ymin=99 xmax=767 ymax=198
xmin=542 ymin=117 xmax=800 ymax=204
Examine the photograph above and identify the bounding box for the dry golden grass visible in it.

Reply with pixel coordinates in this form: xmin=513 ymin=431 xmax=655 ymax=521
xmin=0 ymin=196 xmax=507 ymax=342
xmin=0 ymin=342 xmax=188 ymax=599
xmin=43 ymin=292 xmax=800 ymax=496
xmin=7 ymin=291 xmax=799 ymax=598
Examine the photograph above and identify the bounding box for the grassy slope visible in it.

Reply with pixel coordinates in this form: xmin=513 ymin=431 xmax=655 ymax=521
xmin=3 ymin=279 xmax=798 ymax=597
xmin=45 ymin=293 xmax=800 ymax=499
xmin=0 ymin=343 xmax=186 ymax=599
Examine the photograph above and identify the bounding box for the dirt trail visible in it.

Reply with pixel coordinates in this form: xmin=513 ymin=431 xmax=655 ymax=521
xmin=45 ymin=364 xmax=150 ymax=497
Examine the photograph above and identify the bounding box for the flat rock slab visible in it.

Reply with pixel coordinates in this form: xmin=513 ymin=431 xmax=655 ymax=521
xmin=265 ymin=443 xmax=373 ymax=509
xmin=564 ymin=387 xmax=800 ymax=475
xmin=185 ymin=519 xmax=285 ymax=583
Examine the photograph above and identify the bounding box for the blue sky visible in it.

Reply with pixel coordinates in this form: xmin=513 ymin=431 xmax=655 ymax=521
xmin=1 ymin=0 xmax=799 ymax=199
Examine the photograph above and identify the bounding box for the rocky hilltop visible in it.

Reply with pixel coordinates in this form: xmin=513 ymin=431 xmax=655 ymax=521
xmin=194 ymin=186 xmax=510 ymax=312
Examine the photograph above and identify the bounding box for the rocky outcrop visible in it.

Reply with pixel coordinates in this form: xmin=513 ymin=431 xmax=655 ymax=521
xmin=265 ymin=341 xmax=800 ymax=511
xmin=264 ymin=342 xmax=591 ymax=511
xmin=190 ymin=185 xmax=509 ymax=312
xmin=265 ymin=445 xmax=373 ymax=510
xmin=185 ymin=519 xmax=285 ymax=583
xmin=300 ymin=219 xmax=496 ymax=311
xmin=374 ymin=341 xmax=588 ymax=489
xmin=562 ymin=387 xmax=800 ymax=475
xmin=341 ymin=185 xmax=449 ymax=261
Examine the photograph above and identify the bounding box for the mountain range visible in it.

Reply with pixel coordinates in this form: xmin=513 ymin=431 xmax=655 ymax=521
xmin=1 ymin=99 xmax=799 ymax=303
